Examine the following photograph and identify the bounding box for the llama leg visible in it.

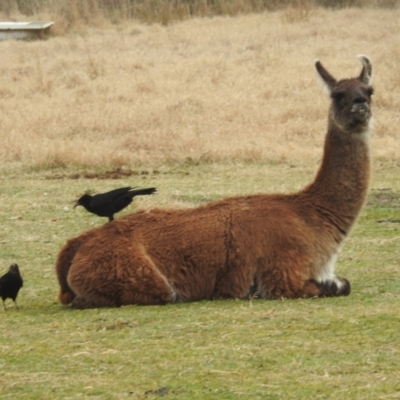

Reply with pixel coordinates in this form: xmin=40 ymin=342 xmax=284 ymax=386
xmin=255 ymin=249 xmax=351 ymax=299
xmin=256 ymin=273 xmax=351 ymax=299
xmin=256 ymin=273 xmax=350 ymax=299
xmin=55 ymin=235 xmax=90 ymax=305
xmin=68 ymin=250 xmax=178 ymax=309
xmin=289 ymin=277 xmax=350 ymax=298
xmin=213 ymin=268 xmax=255 ymax=299
xmin=307 ymin=277 xmax=351 ymax=297
xmin=119 ymin=249 xmax=179 ymax=305
xmin=255 ymin=255 xmax=313 ymax=299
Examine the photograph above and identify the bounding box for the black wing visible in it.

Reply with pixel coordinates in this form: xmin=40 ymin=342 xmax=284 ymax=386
xmin=90 ymin=187 xmax=133 ymax=207
xmin=0 ymin=273 xmax=23 ymax=297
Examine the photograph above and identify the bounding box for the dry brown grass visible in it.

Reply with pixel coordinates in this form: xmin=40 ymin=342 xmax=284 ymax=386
xmin=0 ymin=8 xmax=400 ymax=171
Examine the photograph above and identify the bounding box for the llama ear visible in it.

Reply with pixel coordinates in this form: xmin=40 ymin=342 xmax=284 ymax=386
xmin=358 ymin=54 xmax=372 ymax=85
xmin=315 ymin=60 xmax=336 ymax=94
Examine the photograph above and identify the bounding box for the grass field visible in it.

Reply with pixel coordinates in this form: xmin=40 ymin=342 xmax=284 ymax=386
xmin=0 ymin=7 xmax=400 ymax=399
xmin=0 ymin=163 xmax=399 ymax=399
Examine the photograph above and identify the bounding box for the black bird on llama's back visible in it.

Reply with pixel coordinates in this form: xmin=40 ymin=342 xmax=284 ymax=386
xmin=0 ymin=263 xmax=23 ymax=310
xmin=74 ymin=186 xmax=157 ymax=221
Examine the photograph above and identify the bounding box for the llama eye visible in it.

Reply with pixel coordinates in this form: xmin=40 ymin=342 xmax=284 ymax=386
xmin=366 ymin=87 xmax=374 ymax=97
xmin=331 ymin=91 xmax=345 ymax=101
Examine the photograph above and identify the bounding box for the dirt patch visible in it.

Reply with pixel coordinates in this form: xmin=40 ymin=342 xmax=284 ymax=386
xmin=45 ymin=167 xmax=160 ymax=180
xmin=144 ymin=387 xmax=169 ymax=396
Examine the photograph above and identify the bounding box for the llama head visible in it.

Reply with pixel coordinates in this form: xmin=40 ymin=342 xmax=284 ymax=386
xmin=315 ymin=55 xmax=373 ymax=134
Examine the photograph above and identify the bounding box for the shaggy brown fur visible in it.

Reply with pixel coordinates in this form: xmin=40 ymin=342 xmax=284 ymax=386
xmin=56 ymin=228 xmax=98 ymax=305
xmin=56 ymin=56 xmax=373 ymax=308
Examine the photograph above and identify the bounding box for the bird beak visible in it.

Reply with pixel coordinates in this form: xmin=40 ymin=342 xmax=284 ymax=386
xmin=73 ymin=201 xmax=79 ymax=209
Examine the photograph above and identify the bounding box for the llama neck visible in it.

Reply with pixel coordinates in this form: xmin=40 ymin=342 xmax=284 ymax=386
xmin=303 ymin=122 xmax=371 ymax=232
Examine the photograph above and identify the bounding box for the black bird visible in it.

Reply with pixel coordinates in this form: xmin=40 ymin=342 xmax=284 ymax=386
xmin=0 ymin=263 xmax=23 ymax=310
xmin=74 ymin=186 xmax=156 ymax=221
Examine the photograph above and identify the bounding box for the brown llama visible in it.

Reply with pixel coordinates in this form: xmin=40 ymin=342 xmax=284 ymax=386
xmin=56 ymin=55 xmax=374 ymax=309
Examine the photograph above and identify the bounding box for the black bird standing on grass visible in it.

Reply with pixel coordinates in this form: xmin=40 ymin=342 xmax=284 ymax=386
xmin=74 ymin=186 xmax=157 ymax=221
xmin=0 ymin=263 xmax=23 ymax=310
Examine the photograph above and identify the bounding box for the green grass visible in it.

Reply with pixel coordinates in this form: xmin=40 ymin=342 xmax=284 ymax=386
xmin=0 ymin=161 xmax=399 ymax=399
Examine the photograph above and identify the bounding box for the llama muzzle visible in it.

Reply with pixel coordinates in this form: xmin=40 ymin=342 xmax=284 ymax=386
xmin=351 ymin=103 xmax=370 ymax=122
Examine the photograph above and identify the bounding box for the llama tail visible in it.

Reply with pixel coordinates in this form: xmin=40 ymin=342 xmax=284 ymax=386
xmin=56 ymin=234 xmax=89 ymax=304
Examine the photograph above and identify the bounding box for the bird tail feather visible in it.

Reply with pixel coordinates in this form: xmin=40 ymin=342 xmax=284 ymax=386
xmin=130 ymin=187 xmax=157 ymax=197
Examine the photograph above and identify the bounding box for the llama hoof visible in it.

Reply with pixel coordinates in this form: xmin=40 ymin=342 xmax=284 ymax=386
xmin=336 ymin=277 xmax=351 ymax=296
xmin=318 ymin=277 xmax=351 ymax=297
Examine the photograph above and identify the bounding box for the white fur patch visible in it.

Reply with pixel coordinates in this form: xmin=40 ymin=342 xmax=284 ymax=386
xmin=316 ymin=249 xmax=346 ymax=293
xmin=332 ymin=276 xmax=345 ymax=291
xmin=316 ymin=251 xmax=339 ymax=283
xmin=354 ymin=117 xmax=373 ymax=143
